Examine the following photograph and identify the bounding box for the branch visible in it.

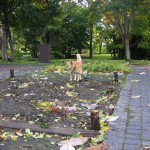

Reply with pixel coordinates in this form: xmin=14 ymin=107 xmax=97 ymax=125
xmin=113 ymin=11 xmax=125 ymax=41
xmin=7 ymin=0 xmax=21 ymax=15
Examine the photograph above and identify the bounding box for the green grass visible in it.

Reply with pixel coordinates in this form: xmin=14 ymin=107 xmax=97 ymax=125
xmin=46 ymin=54 xmax=131 ymax=73
xmin=129 ymin=60 xmax=150 ymax=66
xmin=81 ymin=53 xmax=112 ymax=60
xmin=1 ymin=53 xmax=149 ymax=73
xmin=0 ymin=56 xmax=47 ymax=66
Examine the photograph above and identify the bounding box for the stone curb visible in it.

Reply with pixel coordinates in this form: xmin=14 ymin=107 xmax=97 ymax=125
xmin=104 ymin=73 xmax=133 ymax=150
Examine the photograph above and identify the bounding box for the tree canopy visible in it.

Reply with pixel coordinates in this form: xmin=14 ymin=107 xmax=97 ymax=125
xmin=0 ymin=0 xmax=149 ymax=61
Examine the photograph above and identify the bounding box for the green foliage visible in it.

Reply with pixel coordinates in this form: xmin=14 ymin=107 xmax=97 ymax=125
xmin=46 ymin=55 xmax=130 ymax=74
xmin=15 ymin=51 xmax=24 ymax=60
xmin=129 ymin=60 xmax=150 ymax=66
xmin=1 ymin=0 xmax=149 ymax=61
xmin=12 ymin=0 xmax=61 ymax=58
xmin=83 ymin=60 xmax=130 ymax=73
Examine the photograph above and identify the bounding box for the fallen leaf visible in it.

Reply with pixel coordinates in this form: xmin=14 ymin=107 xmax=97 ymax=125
xmin=90 ymin=88 xmax=95 ymax=91
xmin=10 ymin=135 xmax=18 ymax=141
xmin=66 ymin=83 xmax=75 ymax=89
xmin=131 ymin=95 xmax=141 ymax=99
xmin=101 ymin=126 xmax=109 ymax=132
xmin=81 ymin=103 xmax=97 ymax=110
xmin=5 ymin=93 xmax=11 ymax=97
xmin=91 ymin=133 xmax=105 ymax=145
xmin=109 ymin=104 xmax=115 ymax=110
xmin=29 ymin=121 xmax=34 ymax=124
xmin=40 ymin=77 xmax=48 ymax=80
xmin=84 ymin=143 xmax=109 ymax=150
xmin=131 ymin=80 xmax=141 ymax=83
xmin=58 ymin=137 xmax=89 ymax=147
xmin=107 ymin=116 xmax=119 ymax=122
xmin=66 ymin=91 xmax=78 ymax=97
xmin=1 ymin=132 xmax=10 ymax=140
xmin=60 ymin=141 xmax=75 ymax=150
xmin=15 ymin=130 xmax=23 ymax=136
xmin=36 ymin=101 xmax=52 ymax=107
xmin=12 ymin=113 xmax=20 ymax=121
xmin=24 ymin=129 xmax=33 ymax=138
xmin=32 ymin=132 xmax=45 ymax=139
xmin=66 ymin=106 xmax=77 ymax=112
xmin=139 ymin=72 xmax=146 ymax=75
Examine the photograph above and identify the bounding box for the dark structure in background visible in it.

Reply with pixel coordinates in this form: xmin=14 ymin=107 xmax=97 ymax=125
xmin=38 ymin=44 xmax=50 ymax=63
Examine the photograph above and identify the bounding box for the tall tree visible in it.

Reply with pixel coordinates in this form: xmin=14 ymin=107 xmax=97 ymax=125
xmin=0 ymin=0 xmax=21 ymax=61
xmin=97 ymin=0 xmax=148 ymax=60
xmin=12 ymin=0 xmax=60 ymax=58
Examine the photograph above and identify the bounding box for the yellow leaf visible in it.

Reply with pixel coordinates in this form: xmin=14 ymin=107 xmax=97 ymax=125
xmin=38 ymin=101 xmax=52 ymax=107
xmin=11 ymin=135 xmax=18 ymax=141
xmin=101 ymin=126 xmax=109 ymax=132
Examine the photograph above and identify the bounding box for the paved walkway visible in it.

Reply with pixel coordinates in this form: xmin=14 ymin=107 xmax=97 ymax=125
xmin=0 ymin=65 xmax=44 ymax=79
xmin=104 ymin=66 xmax=150 ymax=150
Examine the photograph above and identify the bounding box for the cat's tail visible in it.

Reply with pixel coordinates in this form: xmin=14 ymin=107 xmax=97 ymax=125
xmin=76 ymin=53 xmax=82 ymax=62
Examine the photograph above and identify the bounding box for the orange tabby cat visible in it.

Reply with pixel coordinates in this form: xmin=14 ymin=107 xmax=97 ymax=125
xmin=66 ymin=54 xmax=82 ymax=81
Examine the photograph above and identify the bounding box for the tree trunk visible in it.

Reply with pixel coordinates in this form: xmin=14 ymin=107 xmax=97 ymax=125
xmin=8 ymin=27 xmax=14 ymax=61
xmin=1 ymin=26 xmax=8 ymax=61
xmin=99 ymin=40 xmax=102 ymax=54
xmin=89 ymin=23 xmax=93 ymax=58
xmin=124 ymin=36 xmax=131 ymax=60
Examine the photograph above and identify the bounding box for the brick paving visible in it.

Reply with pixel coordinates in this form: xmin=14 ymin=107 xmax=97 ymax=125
xmin=104 ymin=66 xmax=150 ymax=150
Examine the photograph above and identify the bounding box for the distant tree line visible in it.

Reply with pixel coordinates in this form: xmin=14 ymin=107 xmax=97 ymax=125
xmin=0 ymin=0 xmax=149 ymax=61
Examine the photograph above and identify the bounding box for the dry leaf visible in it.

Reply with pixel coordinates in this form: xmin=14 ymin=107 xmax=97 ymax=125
xmin=139 ymin=72 xmax=146 ymax=75
xmin=81 ymin=103 xmax=97 ymax=110
xmin=84 ymin=143 xmax=109 ymax=150
xmin=131 ymin=80 xmax=141 ymax=83
xmin=15 ymin=130 xmax=23 ymax=136
xmin=60 ymin=141 xmax=75 ymax=150
xmin=107 ymin=116 xmax=119 ymax=122
xmin=131 ymin=95 xmax=141 ymax=99
xmin=5 ymin=93 xmax=11 ymax=97
xmin=66 ymin=91 xmax=78 ymax=97
xmin=58 ymin=137 xmax=89 ymax=147
xmin=109 ymin=104 xmax=115 ymax=110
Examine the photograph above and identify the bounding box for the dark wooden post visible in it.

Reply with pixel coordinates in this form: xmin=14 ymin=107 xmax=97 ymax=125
xmin=10 ymin=69 xmax=14 ymax=78
xmin=113 ymin=72 xmax=118 ymax=82
xmin=91 ymin=110 xmax=101 ymax=131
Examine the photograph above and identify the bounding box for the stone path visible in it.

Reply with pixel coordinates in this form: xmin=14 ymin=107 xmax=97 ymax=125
xmin=104 ymin=66 xmax=150 ymax=150
xmin=0 ymin=65 xmax=44 ymax=79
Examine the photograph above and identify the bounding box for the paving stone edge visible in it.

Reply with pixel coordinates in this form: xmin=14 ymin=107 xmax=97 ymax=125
xmin=104 ymin=73 xmax=133 ymax=150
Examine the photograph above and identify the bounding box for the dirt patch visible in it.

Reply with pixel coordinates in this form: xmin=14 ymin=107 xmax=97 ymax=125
xmin=0 ymin=71 xmax=123 ymax=150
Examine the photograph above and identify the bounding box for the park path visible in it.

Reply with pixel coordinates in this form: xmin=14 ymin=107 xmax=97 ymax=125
xmin=104 ymin=66 xmax=150 ymax=150
xmin=0 ymin=64 xmax=44 ymax=79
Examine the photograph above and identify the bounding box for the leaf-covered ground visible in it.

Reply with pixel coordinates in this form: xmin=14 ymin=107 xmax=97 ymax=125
xmin=0 ymin=70 xmax=124 ymax=150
